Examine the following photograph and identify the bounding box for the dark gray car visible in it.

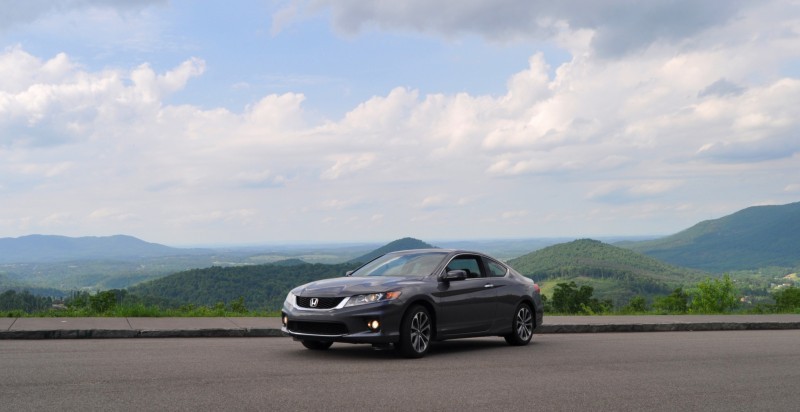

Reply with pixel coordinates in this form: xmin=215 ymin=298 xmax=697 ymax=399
xmin=281 ymin=249 xmax=544 ymax=358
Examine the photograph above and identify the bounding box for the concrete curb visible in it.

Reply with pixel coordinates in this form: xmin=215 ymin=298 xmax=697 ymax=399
xmin=0 ymin=328 xmax=285 ymax=340
xmin=535 ymin=321 xmax=800 ymax=334
xmin=1 ymin=320 xmax=798 ymax=339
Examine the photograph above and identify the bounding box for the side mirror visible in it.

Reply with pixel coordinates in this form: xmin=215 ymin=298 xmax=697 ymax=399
xmin=441 ymin=269 xmax=467 ymax=282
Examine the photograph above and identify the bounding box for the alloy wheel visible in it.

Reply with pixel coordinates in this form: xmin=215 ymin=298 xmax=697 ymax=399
xmin=515 ymin=306 xmax=533 ymax=341
xmin=410 ymin=311 xmax=431 ymax=354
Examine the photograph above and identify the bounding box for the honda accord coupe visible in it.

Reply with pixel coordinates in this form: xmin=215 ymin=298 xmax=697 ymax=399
xmin=281 ymin=249 xmax=543 ymax=358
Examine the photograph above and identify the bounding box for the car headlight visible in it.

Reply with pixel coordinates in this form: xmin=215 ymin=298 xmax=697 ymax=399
xmin=345 ymin=291 xmax=402 ymax=307
xmin=284 ymin=291 xmax=296 ymax=307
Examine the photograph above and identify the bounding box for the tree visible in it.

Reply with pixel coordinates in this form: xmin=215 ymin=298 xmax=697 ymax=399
xmin=89 ymin=290 xmax=120 ymax=313
xmin=621 ymin=296 xmax=647 ymax=314
xmin=0 ymin=290 xmax=53 ymax=313
xmin=229 ymin=296 xmax=247 ymax=314
xmin=653 ymin=288 xmax=689 ymax=314
xmin=690 ymin=275 xmax=739 ymax=313
xmin=773 ymin=286 xmax=800 ymax=312
xmin=551 ymin=281 xmax=611 ymax=314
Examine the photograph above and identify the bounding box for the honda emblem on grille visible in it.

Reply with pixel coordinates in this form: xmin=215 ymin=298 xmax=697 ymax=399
xmin=310 ymin=298 xmax=319 ymax=308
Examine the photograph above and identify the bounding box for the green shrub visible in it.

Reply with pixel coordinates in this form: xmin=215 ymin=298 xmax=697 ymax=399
xmin=621 ymin=296 xmax=648 ymax=314
xmin=653 ymin=288 xmax=689 ymax=314
xmin=773 ymin=286 xmax=800 ymax=312
xmin=690 ymin=275 xmax=739 ymax=314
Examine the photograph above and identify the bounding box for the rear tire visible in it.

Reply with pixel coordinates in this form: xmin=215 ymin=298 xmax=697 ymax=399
xmin=301 ymin=340 xmax=333 ymax=350
xmin=504 ymin=303 xmax=534 ymax=346
xmin=396 ymin=305 xmax=432 ymax=358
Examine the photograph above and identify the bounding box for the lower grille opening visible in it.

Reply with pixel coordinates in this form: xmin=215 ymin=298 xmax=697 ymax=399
xmin=288 ymin=321 xmax=349 ymax=336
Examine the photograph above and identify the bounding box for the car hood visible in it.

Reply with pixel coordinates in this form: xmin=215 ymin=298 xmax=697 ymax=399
xmin=293 ymin=276 xmax=424 ymax=297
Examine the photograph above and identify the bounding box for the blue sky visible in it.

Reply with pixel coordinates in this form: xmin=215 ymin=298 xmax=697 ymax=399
xmin=0 ymin=0 xmax=798 ymax=245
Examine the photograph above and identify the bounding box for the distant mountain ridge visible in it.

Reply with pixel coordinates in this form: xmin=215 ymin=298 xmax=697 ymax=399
xmin=349 ymin=237 xmax=437 ymax=263
xmin=620 ymin=202 xmax=800 ymax=271
xmin=0 ymin=234 xmax=206 ymax=263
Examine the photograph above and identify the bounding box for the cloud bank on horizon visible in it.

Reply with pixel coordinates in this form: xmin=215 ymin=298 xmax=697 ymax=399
xmin=0 ymin=0 xmax=798 ymax=245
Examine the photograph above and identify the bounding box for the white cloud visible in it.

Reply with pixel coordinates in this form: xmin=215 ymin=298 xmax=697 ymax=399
xmin=2 ymin=0 xmax=799 ymax=243
xmin=587 ymin=181 xmax=684 ymax=204
xmin=416 ymin=195 xmax=447 ymax=210
xmin=88 ymin=208 xmax=139 ymax=222
xmin=296 ymin=0 xmax=752 ymax=56
xmin=0 ymin=48 xmax=205 ymax=148
xmin=130 ymin=58 xmax=206 ymax=103
xmin=501 ymin=210 xmax=528 ymax=219
xmin=321 ymin=153 xmax=376 ymax=180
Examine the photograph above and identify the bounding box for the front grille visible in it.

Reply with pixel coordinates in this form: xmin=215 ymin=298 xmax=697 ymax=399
xmin=296 ymin=296 xmax=345 ymax=309
xmin=287 ymin=321 xmax=349 ymax=336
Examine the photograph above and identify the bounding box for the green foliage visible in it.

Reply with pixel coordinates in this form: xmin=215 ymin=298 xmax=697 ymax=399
xmin=540 ymin=294 xmax=552 ymax=313
xmin=510 ymin=239 xmax=701 ymax=303
xmin=0 ymin=290 xmax=53 ymax=313
xmin=621 ymin=296 xmax=648 ymax=314
xmin=653 ymin=288 xmax=689 ymax=314
xmin=690 ymin=275 xmax=739 ymax=313
xmin=229 ymin=296 xmax=247 ymax=313
xmin=773 ymin=287 xmax=800 ymax=312
xmin=550 ymin=281 xmax=611 ymax=314
xmin=128 ymin=262 xmax=360 ymax=311
xmin=65 ymin=290 xmax=126 ymax=314
xmin=89 ymin=290 xmax=121 ymax=313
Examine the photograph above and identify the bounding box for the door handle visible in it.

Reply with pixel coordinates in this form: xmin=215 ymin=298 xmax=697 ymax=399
xmin=484 ymin=284 xmax=494 ymax=288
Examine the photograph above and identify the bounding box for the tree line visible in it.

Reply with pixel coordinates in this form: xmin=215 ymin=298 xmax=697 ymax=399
xmin=546 ymin=275 xmax=800 ymax=315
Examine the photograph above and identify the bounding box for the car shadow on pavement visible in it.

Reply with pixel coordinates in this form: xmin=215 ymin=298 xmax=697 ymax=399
xmin=281 ymin=337 xmax=534 ymax=360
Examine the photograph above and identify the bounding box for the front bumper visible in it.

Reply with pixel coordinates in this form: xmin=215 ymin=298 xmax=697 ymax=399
xmin=281 ymin=297 xmax=406 ymax=344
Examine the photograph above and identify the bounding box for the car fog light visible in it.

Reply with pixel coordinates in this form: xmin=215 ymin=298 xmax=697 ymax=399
xmin=368 ymin=320 xmax=380 ymax=331
xmin=282 ymin=315 xmax=288 ymax=326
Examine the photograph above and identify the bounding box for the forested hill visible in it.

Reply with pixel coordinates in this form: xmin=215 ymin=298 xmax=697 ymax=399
xmin=508 ymin=239 xmax=704 ymax=302
xmin=349 ymin=237 xmax=436 ymax=263
xmin=128 ymin=262 xmax=359 ymax=310
xmin=620 ymin=201 xmax=800 ymax=271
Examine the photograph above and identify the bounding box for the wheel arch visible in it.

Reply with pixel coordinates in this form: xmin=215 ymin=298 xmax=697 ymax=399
xmin=515 ymin=297 xmax=537 ymax=328
xmin=403 ymin=298 xmax=438 ymax=341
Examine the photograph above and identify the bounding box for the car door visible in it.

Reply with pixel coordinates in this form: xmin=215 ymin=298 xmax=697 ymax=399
xmin=432 ymin=254 xmax=497 ymax=336
xmin=481 ymin=256 xmax=518 ymax=331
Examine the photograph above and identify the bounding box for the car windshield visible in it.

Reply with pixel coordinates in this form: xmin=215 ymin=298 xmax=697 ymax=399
xmin=351 ymin=251 xmax=448 ymax=277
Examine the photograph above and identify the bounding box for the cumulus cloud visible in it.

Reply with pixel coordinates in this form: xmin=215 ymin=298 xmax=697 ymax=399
xmin=3 ymin=0 xmax=800 ymax=242
xmin=283 ymin=0 xmax=751 ymax=56
xmin=0 ymin=48 xmax=205 ymax=148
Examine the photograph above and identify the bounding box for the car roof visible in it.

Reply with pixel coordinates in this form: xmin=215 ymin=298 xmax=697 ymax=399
xmin=386 ymin=248 xmax=485 ymax=256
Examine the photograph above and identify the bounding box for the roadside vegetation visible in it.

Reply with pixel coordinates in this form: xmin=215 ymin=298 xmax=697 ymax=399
xmin=0 ymin=289 xmax=278 ymax=318
xmin=543 ymin=276 xmax=800 ymax=315
xmin=2 ymin=276 xmax=799 ymax=318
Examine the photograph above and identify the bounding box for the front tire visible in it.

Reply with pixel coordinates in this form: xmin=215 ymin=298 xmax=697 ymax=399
xmin=504 ymin=303 xmax=534 ymax=346
xmin=396 ymin=305 xmax=432 ymax=358
xmin=301 ymin=340 xmax=333 ymax=350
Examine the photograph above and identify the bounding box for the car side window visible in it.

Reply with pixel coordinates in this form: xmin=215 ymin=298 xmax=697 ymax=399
xmin=485 ymin=259 xmax=508 ymax=278
xmin=446 ymin=255 xmax=484 ymax=278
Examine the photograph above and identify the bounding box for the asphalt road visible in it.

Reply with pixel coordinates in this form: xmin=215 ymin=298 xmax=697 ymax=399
xmin=2 ymin=331 xmax=799 ymax=411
